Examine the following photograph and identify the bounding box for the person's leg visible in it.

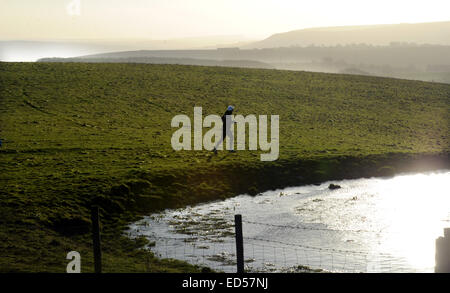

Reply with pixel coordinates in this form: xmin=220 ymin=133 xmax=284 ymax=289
xmin=214 ymin=136 xmax=224 ymax=151
xmin=214 ymin=128 xmax=227 ymax=152
xmin=226 ymin=127 xmax=234 ymax=151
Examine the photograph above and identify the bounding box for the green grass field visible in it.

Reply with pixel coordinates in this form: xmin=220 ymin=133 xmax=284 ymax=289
xmin=0 ymin=62 xmax=449 ymax=272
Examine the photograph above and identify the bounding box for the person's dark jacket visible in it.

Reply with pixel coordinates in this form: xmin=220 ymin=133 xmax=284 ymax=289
xmin=221 ymin=109 xmax=233 ymax=136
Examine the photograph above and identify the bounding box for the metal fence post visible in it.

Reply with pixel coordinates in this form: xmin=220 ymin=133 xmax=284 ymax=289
xmin=435 ymin=227 xmax=450 ymax=273
xmin=91 ymin=206 xmax=102 ymax=273
xmin=235 ymin=214 xmax=244 ymax=273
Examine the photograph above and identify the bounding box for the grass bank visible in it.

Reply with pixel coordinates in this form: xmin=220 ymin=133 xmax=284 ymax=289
xmin=0 ymin=62 xmax=448 ymax=272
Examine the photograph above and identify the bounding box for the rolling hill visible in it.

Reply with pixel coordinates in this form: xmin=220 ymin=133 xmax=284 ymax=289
xmin=245 ymin=21 xmax=450 ymax=48
xmin=38 ymin=44 xmax=450 ymax=84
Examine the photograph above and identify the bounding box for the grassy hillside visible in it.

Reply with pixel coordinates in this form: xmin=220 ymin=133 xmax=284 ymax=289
xmin=0 ymin=62 xmax=449 ymax=272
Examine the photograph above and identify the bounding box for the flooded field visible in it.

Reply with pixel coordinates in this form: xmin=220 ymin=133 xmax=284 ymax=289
xmin=127 ymin=170 xmax=450 ymax=272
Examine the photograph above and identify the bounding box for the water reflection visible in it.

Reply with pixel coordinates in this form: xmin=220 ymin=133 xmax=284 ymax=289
xmin=127 ymin=170 xmax=449 ymax=272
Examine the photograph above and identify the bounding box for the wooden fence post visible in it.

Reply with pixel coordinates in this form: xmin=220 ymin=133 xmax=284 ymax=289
xmin=435 ymin=228 xmax=450 ymax=273
xmin=234 ymin=214 xmax=244 ymax=273
xmin=91 ymin=206 xmax=102 ymax=273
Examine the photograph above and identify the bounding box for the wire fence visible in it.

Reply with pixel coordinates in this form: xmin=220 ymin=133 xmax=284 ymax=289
xmin=128 ymin=214 xmax=435 ymax=273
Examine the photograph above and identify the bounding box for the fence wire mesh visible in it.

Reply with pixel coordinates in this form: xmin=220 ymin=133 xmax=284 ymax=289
xmin=130 ymin=216 xmax=421 ymax=273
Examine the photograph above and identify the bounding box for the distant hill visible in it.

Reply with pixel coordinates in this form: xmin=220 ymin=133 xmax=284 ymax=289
xmin=0 ymin=36 xmax=254 ymax=62
xmin=245 ymin=21 xmax=450 ymax=48
xmin=37 ymin=56 xmax=274 ymax=69
xmin=37 ymin=45 xmax=450 ymax=84
xmin=34 ymin=20 xmax=450 ymax=84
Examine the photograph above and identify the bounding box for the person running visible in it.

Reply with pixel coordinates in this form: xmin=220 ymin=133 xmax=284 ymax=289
xmin=213 ymin=105 xmax=235 ymax=154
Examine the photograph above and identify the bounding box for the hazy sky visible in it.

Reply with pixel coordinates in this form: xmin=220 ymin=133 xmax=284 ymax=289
xmin=1 ymin=0 xmax=450 ymax=40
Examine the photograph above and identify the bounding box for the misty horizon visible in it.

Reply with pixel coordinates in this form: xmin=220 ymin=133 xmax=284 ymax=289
xmin=2 ymin=20 xmax=450 ymax=62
